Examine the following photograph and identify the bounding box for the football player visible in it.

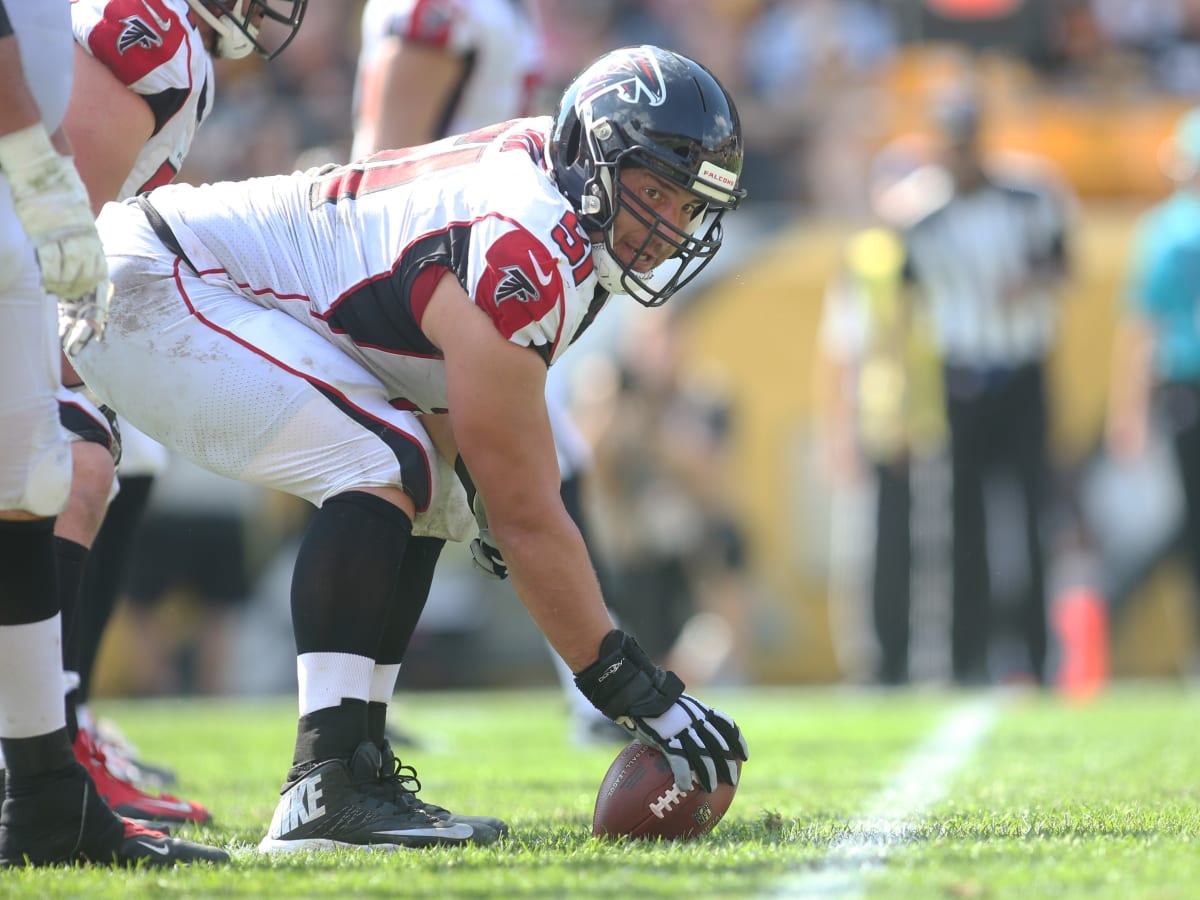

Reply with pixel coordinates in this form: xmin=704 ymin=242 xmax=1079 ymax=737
xmin=0 ymin=0 xmax=226 ymax=867
xmin=72 ymin=45 xmax=750 ymax=851
xmin=40 ymin=0 xmax=306 ymax=827
xmin=352 ymin=0 xmax=622 ymax=750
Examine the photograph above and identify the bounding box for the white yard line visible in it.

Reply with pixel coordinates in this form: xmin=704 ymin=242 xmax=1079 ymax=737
xmin=769 ymin=695 xmax=1002 ymax=899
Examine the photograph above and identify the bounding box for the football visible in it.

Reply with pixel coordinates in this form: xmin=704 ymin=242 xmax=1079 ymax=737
xmin=592 ymin=740 xmax=740 ymax=840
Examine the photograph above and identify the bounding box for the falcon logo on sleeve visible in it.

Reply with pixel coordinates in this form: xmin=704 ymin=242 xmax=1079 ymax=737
xmin=404 ymin=0 xmax=456 ymax=46
xmin=495 ymin=265 xmax=540 ymax=306
xmin=117 ymin=15 xmax=163 ymax=53
xmin=89 ymin=0 xmax=186 ymax=84
xmin=477 ymin=230 xmax=564 ymax=341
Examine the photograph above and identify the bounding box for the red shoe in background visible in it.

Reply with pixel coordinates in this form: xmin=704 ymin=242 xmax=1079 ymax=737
xmin=72 ymin=728 xmax=211 ymax=826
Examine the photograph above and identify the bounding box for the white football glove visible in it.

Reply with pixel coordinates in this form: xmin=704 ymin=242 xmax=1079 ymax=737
xmin=574 ymin=630 xmax=748 ymax=793
xmin=59 ymin=279 xmax=112 ymax=357
xmin=619 ymin=694 xmax=747 ymax=793
xmin=0 ymin=124 xmax=107 ymax=301
xmin=469 ymin=528 xmax=507 ymax=580
xmin=455 ymin=456 xmax=508 ymax=580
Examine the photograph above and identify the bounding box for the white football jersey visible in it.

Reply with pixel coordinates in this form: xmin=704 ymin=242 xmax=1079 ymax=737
xmin=142 ymin=117 xmax=605 ymax=415
xmin=353 ymin=0 xmax=543 ymax=157
xmin=73 ymin=0 xmax=214 ymax=198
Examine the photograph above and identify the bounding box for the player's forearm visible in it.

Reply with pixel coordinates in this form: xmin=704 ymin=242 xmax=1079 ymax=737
xmin=495 ymin=509 xmax=615 ymax=672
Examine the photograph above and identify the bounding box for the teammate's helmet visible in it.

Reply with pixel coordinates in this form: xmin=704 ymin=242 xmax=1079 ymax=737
xmin=550 ymin=45 xmax=746 ymax=307
xmin=185 ymin=0 xmax=306 ymax=60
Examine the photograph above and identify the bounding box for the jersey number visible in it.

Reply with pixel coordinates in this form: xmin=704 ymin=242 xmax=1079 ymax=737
xmin=551 ymin=210 xmax=593 ymax=286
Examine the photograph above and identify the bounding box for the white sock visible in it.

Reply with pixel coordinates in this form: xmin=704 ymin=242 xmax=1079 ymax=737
xmin=296 ymin=652 xmax=374 ymax=716
xmin=0 ymin=615 xmax=68 ymax=739
xmin=370 ymin=664 xmax=401 ymax=704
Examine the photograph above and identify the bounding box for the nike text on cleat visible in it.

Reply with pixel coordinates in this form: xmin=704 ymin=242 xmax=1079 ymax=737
xmin=257 ymin=741 xmax=500 ymax=853
xmin=0 ymin=763 xmax=227 ymax=867
xmin=72 ymin=729 xmax=210 ymax=826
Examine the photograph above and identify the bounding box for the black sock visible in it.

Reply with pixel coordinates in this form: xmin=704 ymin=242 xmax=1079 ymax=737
xmin=64 ymin=689 xmax=80 ymax=743
xmin=54 ymin=536 xmax=88 ymax=692
xmin=77 ymin=474 xmax=155 ymax=702
xmin=287 ymin=699 xmax=369 ymax=785
xmin=291 ymin=491 xmax=413 ymax=656
xmin=1 ymin=728 xmax=76 ymax=780
xmin=0 ymin=518 xmax=58 ymax=626
xmin=367 ymin=701 xmax=388 ymax=748
xmin=377 ymin=536 xmax=444 ymax=665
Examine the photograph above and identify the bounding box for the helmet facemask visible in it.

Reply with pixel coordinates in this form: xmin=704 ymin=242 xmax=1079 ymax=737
xmin=186 ymin=0 xmax=306 ymax=60
xmin=586 ymin=140 xmax=740 ymax=308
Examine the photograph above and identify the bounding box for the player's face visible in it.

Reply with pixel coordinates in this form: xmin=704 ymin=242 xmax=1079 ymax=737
xmin=609 ymin=168 xmax=707 ymax=273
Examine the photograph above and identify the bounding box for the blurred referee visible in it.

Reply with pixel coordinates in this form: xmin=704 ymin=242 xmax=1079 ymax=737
xmin=900 ymin=82 xmax=1073 ymax=685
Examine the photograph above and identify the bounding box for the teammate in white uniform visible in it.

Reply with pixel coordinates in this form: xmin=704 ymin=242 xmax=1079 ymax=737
xmin=353 ymin=0 xmax=543 ymax=158
xmin=75 ymin=44 xmax=749 ymax=852
xmin=0 ymin=0 xmax=226 ymax=868
xmin=32 ymin=0 xmax=307 ymax=827
xmin=352 ymin=0 xmax=616 ymax=746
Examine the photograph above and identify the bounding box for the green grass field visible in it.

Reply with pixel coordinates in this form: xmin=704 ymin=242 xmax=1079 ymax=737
xmin=2 ymin=684 xmax=1196 ymax=898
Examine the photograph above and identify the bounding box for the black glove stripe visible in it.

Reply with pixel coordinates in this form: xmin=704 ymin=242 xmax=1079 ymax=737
xmin=681 ymin=732 xmax=717 ymax=792
xmin=698 ymin=718 xmax=732 ymax=753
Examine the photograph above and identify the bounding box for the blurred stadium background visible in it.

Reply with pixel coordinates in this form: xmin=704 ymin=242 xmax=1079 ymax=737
xmin=91 ymin=0 xmax=1200 ymax=698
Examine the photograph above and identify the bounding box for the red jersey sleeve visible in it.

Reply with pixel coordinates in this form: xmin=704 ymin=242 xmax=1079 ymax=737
xmin=86 ymin=0 xmax=187 ymax=87
xmin=474 ymin=228 xmax=566 ymax=359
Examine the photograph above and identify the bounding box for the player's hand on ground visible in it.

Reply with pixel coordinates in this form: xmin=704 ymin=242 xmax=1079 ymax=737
xmin=0 ymin=125 xmax=107 ymax=301
xmin=59 ymin=280 xmax=112 ymax=356
xmin=574 ymin=629 xmax=748 ymax=792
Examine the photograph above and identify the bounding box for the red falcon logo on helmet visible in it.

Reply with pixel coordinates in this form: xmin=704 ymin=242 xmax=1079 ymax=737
xmin=578 ymin=47 xmax=667 ymax=108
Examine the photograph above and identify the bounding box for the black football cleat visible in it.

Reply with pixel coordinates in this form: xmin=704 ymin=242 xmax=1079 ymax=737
xmin=0 ymin=763 xmax=227 ymax=867
xmin=376 ymin=740 xmax=508 ymax=838
xmin=258 ymin=741 xmax=500 ymax=853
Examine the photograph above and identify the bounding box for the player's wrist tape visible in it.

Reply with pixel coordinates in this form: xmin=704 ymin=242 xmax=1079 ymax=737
xmin=0 ymin=123 xmax=57 ymax=176
xmin=574 ymin=629 xmax=684 ymax=721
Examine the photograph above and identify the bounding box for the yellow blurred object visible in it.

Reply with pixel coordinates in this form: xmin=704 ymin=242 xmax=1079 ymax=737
xmin=845 ymin=227 xmax=947 ymax=464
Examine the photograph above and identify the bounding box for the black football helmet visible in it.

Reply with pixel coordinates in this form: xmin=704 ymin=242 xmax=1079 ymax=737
xmin=186 ymin=0 xmax=306 ymax=60
xmin=550 ymin=45 xmax=746 ymax=307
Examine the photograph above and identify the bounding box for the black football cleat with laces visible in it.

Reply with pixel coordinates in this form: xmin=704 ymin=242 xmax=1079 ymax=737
xmin=0 ymin=763 xmax=227 ymax=867
xmin=258 ymin=741 xmax=501 ymax=853
xmin=377 ymin=740 xmax=508 ymax=837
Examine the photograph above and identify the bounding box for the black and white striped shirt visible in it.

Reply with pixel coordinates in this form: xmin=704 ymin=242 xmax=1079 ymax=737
xmin=902 ymin=172 xmax=1069 ymax=368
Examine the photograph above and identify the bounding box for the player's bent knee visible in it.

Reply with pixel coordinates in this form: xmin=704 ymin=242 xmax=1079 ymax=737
xmin=69 ymin=441 xmax=116 ymax=502
xmin=60 ymin=441 xmax=118 ymax=541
